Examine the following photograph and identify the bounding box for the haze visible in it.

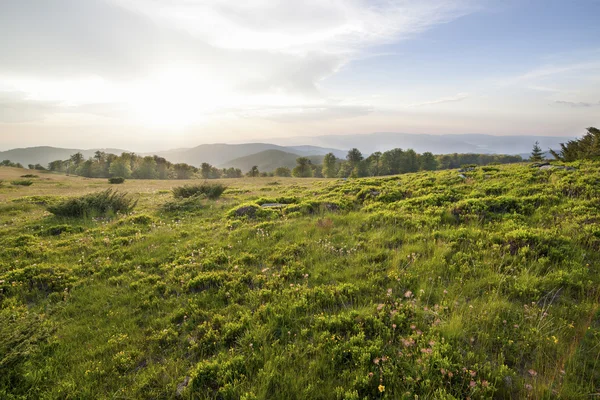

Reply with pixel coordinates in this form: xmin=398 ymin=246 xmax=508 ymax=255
xmin=1 ymin=0 xmax=599 ymax=151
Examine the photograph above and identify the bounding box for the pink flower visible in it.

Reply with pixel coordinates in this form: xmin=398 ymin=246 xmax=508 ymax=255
xmin=404 ymin=290 xmax=413 ymax=298
xmin=525 ymin=384 xmax=533 ymax=391
xmin=469 ymin=381 xmax=476 ymax=388
xmin=377 ymin=304 xmax=385 ymax=311
xmin=481 ymin=380 xmax=489 ymax=388
xmin=528 ymin=369 xmax=537 ymax=377
xmin=392 ymin=324 xmax=397 ymax=329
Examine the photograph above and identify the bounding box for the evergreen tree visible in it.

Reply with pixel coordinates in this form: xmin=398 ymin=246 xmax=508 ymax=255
xmin=530 ymin=141 xmax=544 ymax=161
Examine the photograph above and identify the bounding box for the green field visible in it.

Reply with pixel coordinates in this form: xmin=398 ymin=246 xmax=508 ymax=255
xmin=1 ymin=162 xmax=599 ymax=399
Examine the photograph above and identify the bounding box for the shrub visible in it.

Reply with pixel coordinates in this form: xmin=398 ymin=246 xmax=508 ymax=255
xmin=20 ymin=174 xmax=38 ymax=178
xmin=11 ymin=180 xmax=33 ymax=186
xmin=108 ymin=177 xmax=125 ymax=184
xmin=172 ymin=183 xmax=227 ymax=200
xmin=47 ymin=189 xmax=136 ymax=218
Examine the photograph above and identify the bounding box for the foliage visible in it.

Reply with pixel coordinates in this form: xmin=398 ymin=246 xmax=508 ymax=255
xmin=172 ymin=183 xmax=227 ymax=199
xmin=530 ymin=141 xmax=544 ymax=161
xmin=1 ymin=161 xmax=599 ymax=399
xmin=11 ymin=180 xmax=33 ymax=186
xmin=108 ymin=177 xmax=125 ymax=184
xmin=46 ymin=189 xmax=136 ymax=217
xmin=551 ymin=127 xmax=600 ymax=161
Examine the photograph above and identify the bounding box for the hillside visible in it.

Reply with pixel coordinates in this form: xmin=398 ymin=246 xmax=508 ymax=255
xmin=0 ymin=146 xmax=129 ymax=167
xmin=1 ymin=162 xmax=599 ymax=399
xmin=269 ymin=132 xmax=575 ymax=155
xmin=219 ymin=149 xmax=325 ymax=171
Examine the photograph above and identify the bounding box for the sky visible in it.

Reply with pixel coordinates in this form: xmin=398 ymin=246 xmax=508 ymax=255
xmin=0 ymin=0 xmax=599 ymax=151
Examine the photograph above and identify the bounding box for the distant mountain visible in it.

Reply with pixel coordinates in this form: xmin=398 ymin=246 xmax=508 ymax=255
xmin=266 ymin=132 xmax=576 ymax=155
xmin=219 ymin=150 xmax=324 ymax=172
xmin=153 ymin=143 xmax=344 ymax=166
xmin=0 ymin=146 xmax=129 ymax=167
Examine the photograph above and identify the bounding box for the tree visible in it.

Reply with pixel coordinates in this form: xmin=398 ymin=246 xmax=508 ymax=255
xmin=200 ymin=163 xmax=213 ymax=179
xmin=48 ymin=160 xmax=66 ymax=172
xmin=247 ymin=166 xmax=260 ymax=177
xmin=346 ymin=148 xmax=363 ymax=167
xmin=109 ymin=158 xmax=132 ymax=178
xmin=530 ymin=141 xmax=544 ymax=161
xmin=419 ymin=152 xmax=438 ymax=171
xmin=274 ymin=167 xmax=291 ymax=177
xmin=365 ymin=152 xmax=382 ymax=176
xmin=173 ymin=163 xmax=195 ymax=179
xmin=292 ymin=157 xmax=313 ymax=178
xmin=322 ymin=153 xmax=338 ymax=178
xmin=550 ymin=127 xmax=600 ymax=161
xmin=133 ymin=156 xmax=158 ymax=179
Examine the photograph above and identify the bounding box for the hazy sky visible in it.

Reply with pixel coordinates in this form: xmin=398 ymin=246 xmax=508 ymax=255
xmin=1 ymin=0 xmax=599 ymax=151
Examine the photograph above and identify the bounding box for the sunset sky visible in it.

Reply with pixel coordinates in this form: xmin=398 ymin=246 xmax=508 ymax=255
xmin=1 ymin=0 xmax=599 ymax=151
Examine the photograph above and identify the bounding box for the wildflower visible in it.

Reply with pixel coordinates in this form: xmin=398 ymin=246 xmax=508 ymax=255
xmin=392 ymin=324 xmax=397 ymax=329
xmin=368 ymin=372 xmax=374 ymax=377
xmin=524 ymin=384 xmax=533 ymax=391
xmin=443 ymin=289 xmax=448 ymax=294
xmin=387 ymin=288 xmax=392 ymax=296
xmin=469 ymin=381 xmax=476 ymax=388
xmin=447 ymin=371 xmax=454 ymax=378
xmin=410 ymin=324 xmax=416 ymax=330
xmin=378 ymin=385 xmax=385 ymax=393
xmin=377 ymin=303 xmax=385 ymax=311
xmin=373 ymin=357 xmax=380 ymax=365
xmin=404 ymin=290 xmax=413 ymax=298
xmin=440 ymin=368 xmax=446 ymax=375
xmin=528 ymin=369 xmax=537 ymax=377
xmin=481 ymin=380 xmax=489 ymax=388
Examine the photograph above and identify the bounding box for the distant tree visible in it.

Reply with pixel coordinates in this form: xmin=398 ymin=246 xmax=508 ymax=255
xmin=223 ymin=167 xmax=242 ymax=178
xmin=200 ymin=162 xmax=213 ymax=179
xmin=530 ymin=141 xmax=544 ymax=161
xmin=132 ymin=156 xmax=158 ymax=179
xmin=292 ymin=157 xmax=313 ymax=178
xmin=173 ymin=163 xmax=195 ymax=179
xmin=550 ymin=127 xmax=600 ymax=161
xmin=274 ymin=166 xmax=291 ymax=177
xmin=401 ymin=149 xmax=419 ymax=173
xmin=109 ymin=158 xmax=132 ymax=178
xmin=322 ymin=153 xmax=338 ymax=178
xmin=94 ymin=151 xmax=106 ymax=163
xmin=28 ymin=164 xmax=35 ymax=170
xmin=419 ymin=152 xmax=438 ymax=171
xmin=346 ymin=148 xmax=363 ymax=167
xmin=365 ymin=152 xmax=382 ymax=176
xmin=75 ymin=159 xmax=94 ymax=177
xmin=48 ymin=160 xmax=66 ymax=172
xmin=247 ymin=166 xmax=260 ymax=177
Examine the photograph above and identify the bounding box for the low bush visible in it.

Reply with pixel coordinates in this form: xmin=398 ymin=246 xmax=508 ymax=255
xmin=172 ymin=183 xmax=227 ymax=200
xmin=11 ymin=180 xmax=33 ymax=186
xmin=108 ymin=177 xmax=125 ymax=184
xmin=20 ymin=174 xmax=39 ymax=178
xmin=47 ymin=189 xmax=136 ymax=218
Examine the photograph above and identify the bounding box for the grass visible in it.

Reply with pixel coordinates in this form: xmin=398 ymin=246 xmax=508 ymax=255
xmin=0 ymin=162 xmax=599 ymax=399
xmin=172 ymin=182 xmax=227 ymax=199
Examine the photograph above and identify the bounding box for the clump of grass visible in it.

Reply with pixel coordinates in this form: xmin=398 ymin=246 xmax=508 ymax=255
xmin=172 ymin=183 xmax=227 ymax=200
xmin=20 ymin=174 xmax=39 ymax=178
xmin=47 ymin=189 xmax=136 ymax=218
xmin=108 ymin=177 xmax=125 ymax=184
xmin=11 ymin=180 xmax=33 ymax=186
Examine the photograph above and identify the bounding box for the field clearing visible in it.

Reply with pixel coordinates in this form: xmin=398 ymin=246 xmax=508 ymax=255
xmin=1 ymin=162 xmax=600 ymax=399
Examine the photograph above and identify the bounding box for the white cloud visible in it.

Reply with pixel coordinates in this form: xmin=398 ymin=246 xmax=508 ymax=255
xmin=407 ymin=93 xmax=470 ymax=108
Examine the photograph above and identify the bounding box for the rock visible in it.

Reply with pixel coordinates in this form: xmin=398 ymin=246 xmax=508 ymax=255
xmin=233 ymin=205 xmax=257 ymax=217
xmin=458 ymin=174 xmax=467 ymax=179
xmin=261 ymin=203 xmax=285 ymax=208
xmin=176 ymin=376 xmax=190 ymax=397
xmin=539 ymin=165 xmax=553 ymax=170
xmin=565 ymin=166 xmax=577 ymax=171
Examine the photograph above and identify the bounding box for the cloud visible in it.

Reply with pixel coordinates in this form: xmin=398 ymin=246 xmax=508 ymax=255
xmin=407 ymin=93 xmax=469 ymax=108
xmin=555 ymin=100 xmax=600 ymax=108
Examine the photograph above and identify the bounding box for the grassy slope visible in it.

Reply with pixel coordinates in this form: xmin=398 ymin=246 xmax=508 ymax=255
xmin=1 ymin=163 xmax=599 ymax=399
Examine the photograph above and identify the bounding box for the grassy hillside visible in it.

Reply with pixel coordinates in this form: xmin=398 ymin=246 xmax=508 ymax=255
xmin=1 ymin=162 xmax=599 ymax=399
xmin=220 ymin=149 xmax=325 ymax=171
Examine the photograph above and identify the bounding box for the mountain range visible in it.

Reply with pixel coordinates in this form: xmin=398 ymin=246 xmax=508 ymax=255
xmin=0 ymin=133 xmax=575 ymax=170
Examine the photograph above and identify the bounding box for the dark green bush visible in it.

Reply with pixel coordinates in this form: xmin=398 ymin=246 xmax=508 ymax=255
xmin=20 ymin=174 xmax=38 ymax=178
xmin=47 ymin=189 xmax=136 ymax=218
xmin=11 ymin=180 xmax=33 ymax=186
xmin=172 ymin=183 xmax=227 ymax=200
xmin=108 ymin=177 xmax=125 ymax=184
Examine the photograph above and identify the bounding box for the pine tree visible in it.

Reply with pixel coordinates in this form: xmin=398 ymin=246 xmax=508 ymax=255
xmin=530 ymin=141 xmax=544 ymax=161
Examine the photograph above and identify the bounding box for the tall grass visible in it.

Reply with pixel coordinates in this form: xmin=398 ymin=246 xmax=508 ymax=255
xmin=172 ymin=182 xmax=227 ymax=200
xmin=47 ymin=189 xmax=136 ymax=217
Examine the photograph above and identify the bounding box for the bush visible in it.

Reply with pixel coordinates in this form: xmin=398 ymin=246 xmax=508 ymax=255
xmin=108 ymin=177 xmax=125 ymax=184
xmin=20 ymin=174 xmax=38 ymax=178
xmin=11 ymin=180 xmax=33 ymax=186
xmin=172 ymin=183 xmax=227 ymax=200
xmin=47 ymin=189 xmax=136 ymax=218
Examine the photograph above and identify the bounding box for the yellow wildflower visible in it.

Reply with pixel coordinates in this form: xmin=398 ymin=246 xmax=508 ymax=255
xmin=378 ymin=385 xmax=385 ymax=392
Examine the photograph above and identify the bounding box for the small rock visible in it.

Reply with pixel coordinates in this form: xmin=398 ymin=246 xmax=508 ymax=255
xmin=176 ymin=376 xmax=191 ymax=397
xmin=539 ymin=165 xmax=553 ymax=170
xmin=458 ymin=174 xmax=467 ymax=179
xmin=261 ymin=203 xmax=285 ymax=208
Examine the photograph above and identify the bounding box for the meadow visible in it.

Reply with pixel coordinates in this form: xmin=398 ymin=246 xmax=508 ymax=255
xmin=1 ymin=162 xmax=599 ymax=399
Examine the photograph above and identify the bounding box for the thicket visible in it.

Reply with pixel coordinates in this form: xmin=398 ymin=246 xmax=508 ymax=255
xmin=172 ymin=183 xmax=227 ymax=200
xmin=46 ymin=189 xmax=136 ymax=217
xmin=108 ymin=177 xmax=125 ymax=184
xmin=11 ymin=180 xmax=33 ymax=186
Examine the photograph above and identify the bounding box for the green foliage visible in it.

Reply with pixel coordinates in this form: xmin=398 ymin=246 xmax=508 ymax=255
xmin=20 ymin=174 xmax=39 ymax=178
xmin=530 ymin=141 xmax=545 ymax=161
xmin=108 ymin=177 xmax=125 ymax=184
xmin=551 ymin=126 xmax=600 ymax=161
xmin=11 ymin=180 xmax=33 ymax=186
xmin=1 ymin=161 xmax=600 ymax=399
xmin=46 ymin=189 xmax=136 ymax=217
xmin=172 ymin=183 xmax=227 ymax=200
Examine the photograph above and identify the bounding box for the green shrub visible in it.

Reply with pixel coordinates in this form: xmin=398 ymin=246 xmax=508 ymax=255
xmin=108 ymin=177 xmax=125 ymax=184
xmin=11 ymin=180 xmax=33 ymax=186
xmin=172 ymin=183 xmax=227 ymax=200
xmin=47 ymin=189 xmax=136 ymax=218
xmin=20 ymin=174 xmax=38 ymax=178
